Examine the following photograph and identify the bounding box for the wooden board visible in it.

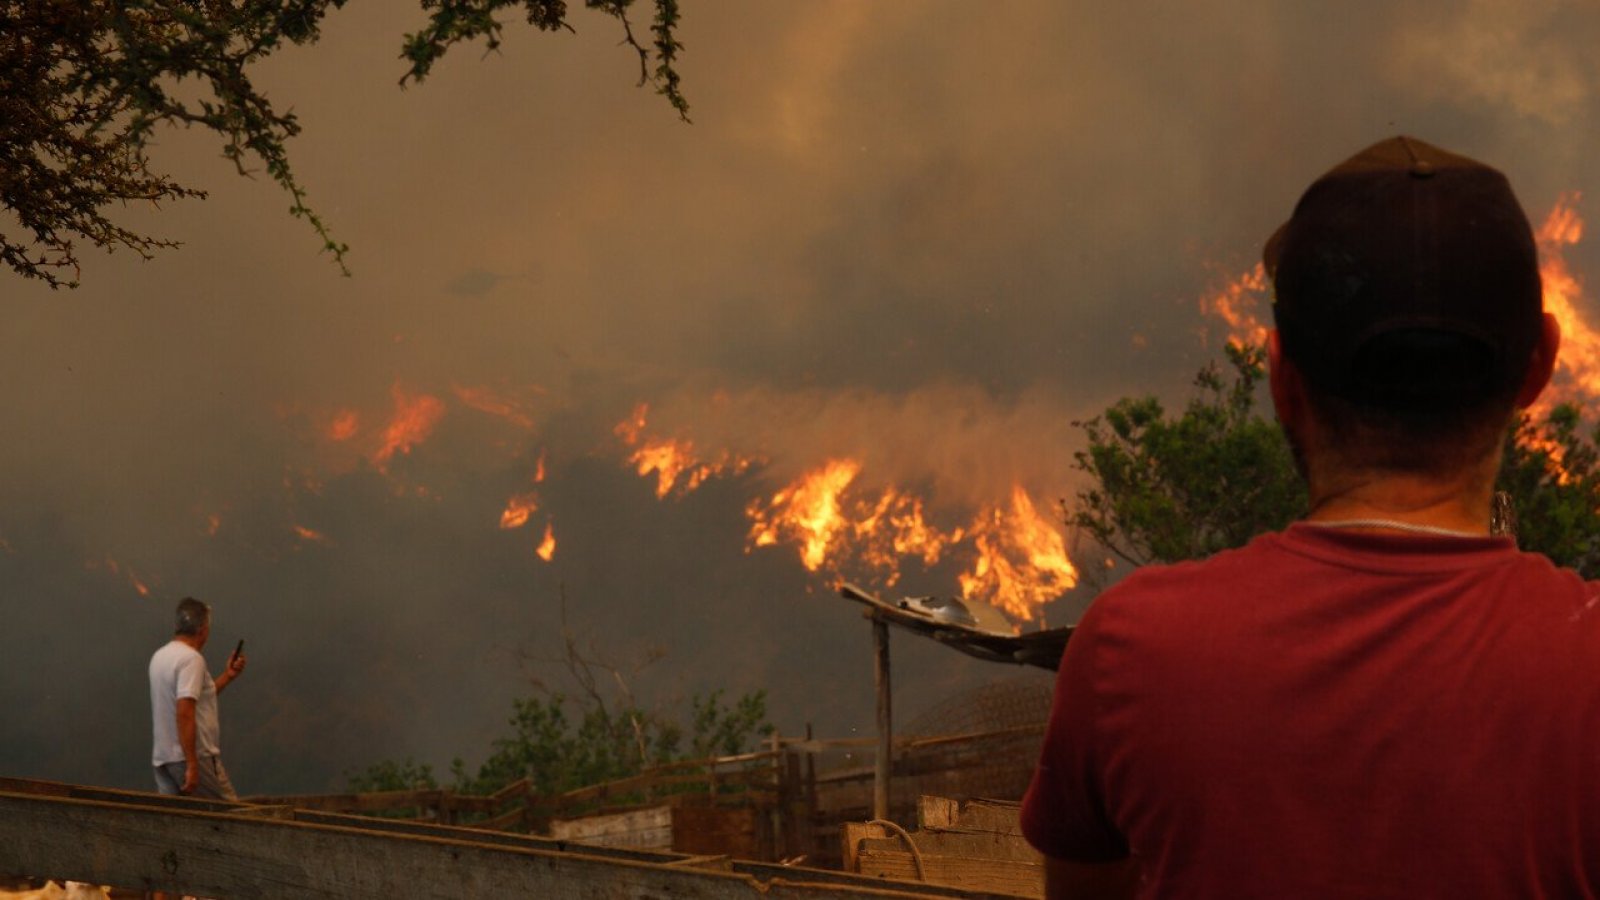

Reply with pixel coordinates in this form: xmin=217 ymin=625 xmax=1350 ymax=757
xmin=548 ymin=805 xmax=673 ymax=851
xmin=855 ymin=848 xmax=1041 ymax=899
xmin=673 ymin=806 xmax=770 ymax=860
xmin=918 ymin=798 xmax=1025 ymax=837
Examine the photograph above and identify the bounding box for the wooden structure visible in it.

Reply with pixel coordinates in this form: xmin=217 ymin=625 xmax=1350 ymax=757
xmin=237 ymin=724 xmax=1043 ymax=870
xmin=837 ymin=584 xmax=1073 ymax=671
xmin=838 ymin=584 xmax=1068 ymax=827
xmin=0 ymin=778 xmax=1024 ymax=899
xmin=844 ymin=797 xmax=1042 ymax=899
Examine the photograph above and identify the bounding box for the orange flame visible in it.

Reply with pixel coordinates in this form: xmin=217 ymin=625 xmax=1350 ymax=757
xmin=536 ymin=523 xmax=557 ymax=562
xmin=741 ymin=460 xmax=1072 ymax=617
xmin=499 ymin=492 xmax=539 ymax=529
xmin=453 ymin=384 xmax=540 ymax=430
xmin=205 ymin=514 xmax=222 ymax=537
xmin=958 ymin=487 xmax=1078 ymax=622
xmin=1532 ymin=193 xmax=1597 ymax=415
xmin=293 ymin=524 xmax=330 ymax=544
xmin=327 ymin=409 xmax=360 ymax=442
xmin=615 ymin=404 xmax=756 ymax=498
xmin=747 ymin=459 xmax=863 ymax=571
xmin=92 ymin=557 xmax=152 ymax=597
xmin=1200 ymin=262 xmax=1270 ymax=348
xmin=373 ymin=384 xmax=445 ymax=471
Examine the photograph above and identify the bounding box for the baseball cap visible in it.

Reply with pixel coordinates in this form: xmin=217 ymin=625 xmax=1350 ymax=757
xmin=1265 ymin=136 xmax=1542 ymax=409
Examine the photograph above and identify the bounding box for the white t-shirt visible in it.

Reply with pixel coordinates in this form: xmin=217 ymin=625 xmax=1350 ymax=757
xmin=148 ymin=639 xmax=221 ymax=766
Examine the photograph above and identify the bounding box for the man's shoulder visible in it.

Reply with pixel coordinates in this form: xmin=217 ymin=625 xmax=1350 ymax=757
xmin=1093 ymin=533 xmax=1282 ymax=609
xmin=150 ymin=639 xmax=201 ymax=668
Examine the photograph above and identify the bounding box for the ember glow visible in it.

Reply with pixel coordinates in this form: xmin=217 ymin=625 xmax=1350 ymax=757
xmin=326 ymin=409 xmax=360 ymax=442
xmin=92 ymin=557 xmax=152 ymax=598
xmin=293 ymin=524 xmax=330 ymax=544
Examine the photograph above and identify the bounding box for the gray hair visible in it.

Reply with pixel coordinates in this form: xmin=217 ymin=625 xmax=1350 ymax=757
xmin=174 ymin=597 xmax=211 ymax=636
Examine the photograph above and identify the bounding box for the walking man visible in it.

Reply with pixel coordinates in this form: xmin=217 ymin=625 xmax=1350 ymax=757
xmin=1023 ymin=136 xmax=1598 ymax=897
xmin=149 ymin=596 xmax=247 ymax=800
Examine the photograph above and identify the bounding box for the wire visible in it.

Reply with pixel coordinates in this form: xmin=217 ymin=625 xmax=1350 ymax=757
xmin=865 ymin=819 xmax=926 ymax=881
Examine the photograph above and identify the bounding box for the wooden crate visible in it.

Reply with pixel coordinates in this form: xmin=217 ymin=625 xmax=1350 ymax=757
xmin=843 ymin=797 xmax=1042 ymax=899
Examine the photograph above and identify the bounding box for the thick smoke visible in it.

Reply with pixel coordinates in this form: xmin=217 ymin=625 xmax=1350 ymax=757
xmin=3 ymin=1 xmax=1599 ymax=793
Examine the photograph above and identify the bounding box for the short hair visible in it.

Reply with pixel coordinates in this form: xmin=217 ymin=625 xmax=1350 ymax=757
xmin=175 ymin=597 xmax=210 ymax=636
xmin=1300 ymin=335 xmax=1521 ymax=475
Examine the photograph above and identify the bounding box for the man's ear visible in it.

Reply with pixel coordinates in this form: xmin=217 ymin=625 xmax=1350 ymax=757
xmin=1514 ymin=312 xmax=1562 ymax=409
xmin=1268 ymin=329 xmax=1302 ymax=427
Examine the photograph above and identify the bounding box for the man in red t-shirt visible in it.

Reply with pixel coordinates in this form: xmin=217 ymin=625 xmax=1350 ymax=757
xmin=1022 ymin=136 xmax=1600 ymax=898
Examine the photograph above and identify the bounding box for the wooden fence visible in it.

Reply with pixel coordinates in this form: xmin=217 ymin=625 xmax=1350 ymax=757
xmin=248 ymin=723 xmax=1045 ymax=868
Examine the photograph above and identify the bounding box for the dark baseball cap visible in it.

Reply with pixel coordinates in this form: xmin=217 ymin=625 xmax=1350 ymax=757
xmin=1265 ymin=136 xmax=1543 ymax=409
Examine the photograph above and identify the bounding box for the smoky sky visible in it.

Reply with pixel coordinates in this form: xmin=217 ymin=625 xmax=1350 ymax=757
xmin=5 ymin=1 xmax=1600 ymax=794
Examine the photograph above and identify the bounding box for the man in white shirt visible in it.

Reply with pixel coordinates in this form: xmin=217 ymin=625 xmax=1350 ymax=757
xmin=148 ymin=597 xmax=247 ymax=799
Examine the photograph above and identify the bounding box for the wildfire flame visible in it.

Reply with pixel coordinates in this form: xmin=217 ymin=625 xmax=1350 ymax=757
xmin=499 ymin=491 xmax=539 ymax=530
xmin=536 ymin=523 xmax=557 ymax=562
xmin=958 ymin=487 xmax=1078 ymax=622
xmin=1201 ymin=262 xmax=1270 ymax=348
xmin=373 ymin=383 xmax=446 ymax=471
xmin=1196 ymin=197 xmax=1597 ymax=485
xmin=741 ymin=462 xmax=1075 ymax=620
xmin=1532 ymin=193 xmax=1597 ymax=416
xmin=615 ymin=404 xmax=757 ymax=498
xmin=453 ymin=384 xmax=541 ymax=430
xmin=92 ymin=557 xmax=152 ymax=598
xmin=747 ymin=459 xmax=865 ymax=572
xmin=327 ymin=409 xmax=360 ymax=442
xmin=293 ymin=524 xmax=330 ymax=544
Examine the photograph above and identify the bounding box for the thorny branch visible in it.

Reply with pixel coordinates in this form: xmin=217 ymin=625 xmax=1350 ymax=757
xmin=3 ymin=0 xmax=689 ymax=288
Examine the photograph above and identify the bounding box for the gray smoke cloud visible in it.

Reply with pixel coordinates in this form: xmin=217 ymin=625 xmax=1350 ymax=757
xmin=4 ymin=1 xmax=1599 ymax=794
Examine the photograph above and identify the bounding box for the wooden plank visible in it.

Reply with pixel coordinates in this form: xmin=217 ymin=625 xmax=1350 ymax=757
xmin=672 ymin=806 xmax=769 ymax=860
xmin=916 ymin=798 xmax=1024 ymax=837
xmin=858 ymin=832 xmax=1039 ymax=865
xmin=841 ymin=821 xmax=889 ymax=875
xmin=855 ymin=849 xmax=1041 ymax=899
xmin=919 ymin=796 xmax=959 ymax=830
xmin=548 ymin=805 xmax=674 ymax=850
xmin=0 ymin=791 xmax=968 ymax=900
xmin=244 ymin=788 xmax=443 ymax=813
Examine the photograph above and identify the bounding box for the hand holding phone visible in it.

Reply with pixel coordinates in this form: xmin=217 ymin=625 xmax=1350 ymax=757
xmin=227 ymin=639 xmax=247 ymax=678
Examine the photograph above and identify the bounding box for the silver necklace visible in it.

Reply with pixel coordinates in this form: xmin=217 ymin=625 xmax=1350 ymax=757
xmin=1304 ymin=518 xmax=1487 ymax=539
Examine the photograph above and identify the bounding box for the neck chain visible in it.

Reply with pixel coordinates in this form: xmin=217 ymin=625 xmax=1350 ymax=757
xmin=1304 ymin=518 xmax=1488 ymax=539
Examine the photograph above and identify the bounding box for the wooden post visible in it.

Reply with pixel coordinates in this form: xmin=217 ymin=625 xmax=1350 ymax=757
xmin=872 ymin=614 xmax=891 ymax=822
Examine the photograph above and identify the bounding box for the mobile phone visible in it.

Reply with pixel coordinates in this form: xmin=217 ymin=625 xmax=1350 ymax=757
xmin=233 ymin=639 xmax=245 ymax=659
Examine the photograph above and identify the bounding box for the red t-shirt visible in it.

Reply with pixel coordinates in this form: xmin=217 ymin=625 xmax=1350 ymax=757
xmin=1022 ymin=524 xmax=1600 ymax=898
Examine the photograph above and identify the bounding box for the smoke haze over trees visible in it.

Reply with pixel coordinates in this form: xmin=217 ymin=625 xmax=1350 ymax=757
xmin=4 ymin=2 xmax=1600 ymax=795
